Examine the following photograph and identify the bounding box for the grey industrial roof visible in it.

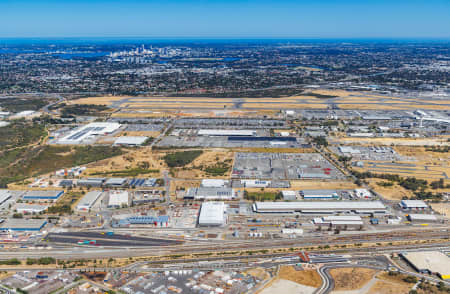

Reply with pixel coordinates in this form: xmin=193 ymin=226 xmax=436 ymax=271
xmin=400 ymin=200 xmax=428 ymax=208
xmin=76 ymin=191 xmax=102 ymax=209
xmin=0 ymin=218 xmax=47 ymax=230
xmin=254 ymin=201 xmax=386 ymax=211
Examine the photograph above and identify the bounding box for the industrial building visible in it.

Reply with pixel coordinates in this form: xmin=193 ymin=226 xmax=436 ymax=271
xmin=114 ymin=136 xmax=148 ymax=146
xmin=0 ymin=190 xmax=12 ymax=205
xmin=15 ymin=204 xmax=48 ymax=214
xmin=77 ymin=178 xmax=105 ymax=187
xmin=241 ymin=180 xmax=271 ymax=188
xmin=76 ymin=191 xmax=103 ymax=211
xmin=314 ymin=216 xmax=364 ymax=230
xmin=198 ymin=202 xmax=226 ymax=227
xmin=184 ymin=187 xmax=238 ymax=200
xmin=401 ymin=251 xmax=450 ymax=280
xmin=114 ymin=216 xmax=169 ymax=227
xmin=0 ymin=219 xmax=47 ymax=231
xmin=201 ymin=179 xmax=228 ymax=188
xmin=281 ymin=190 xmax=298 ymax=201
xmin=399 ymin=200 xmax=429 ymax=210
xmin=253 ymin=201 xmax=386 ymax=214
xmin=107 ymin=191 xmax=129 ymax=208
xmin=198 ymin=129 xmax=256 ymax=136
xmin=22 ymin=190 xmax=64 ymax=201
xmin=58 ymin=122 xmax=121 ymax=144
xmin=407 ymin=214 xmax=438 ymax=222
xmin=301 ymin=189 xmax=338 ymax=199
xmin=105 ymin=178 xmax=128 ymax=187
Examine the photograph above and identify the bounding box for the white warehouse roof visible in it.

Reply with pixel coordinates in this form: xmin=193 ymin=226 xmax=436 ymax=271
xmin=77 ymin=191 xmax=103 ymax=211
xmin=198 ymin=129 xmax=256 ymax=136
xmin=254 ymin=201 xmax=386 ymax=213
xmin=201 ymin=179 xmax=228 ymax=188
xmin=58 ymin=122 xmax=121 ymax=144
xmin=108 ymin=191 xmax=129 ymax=207
xmin=400 ymin=200 xmax=428 ymax=209
xmin=114 ymin=136 xmax=148 ymax=146
xmin=198 ymin=202 xmax=226 ymax=226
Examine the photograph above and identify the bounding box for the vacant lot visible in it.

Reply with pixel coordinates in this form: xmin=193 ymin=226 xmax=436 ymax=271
xmin=0 ymin=145 xmax=123 ymax=187
xmin=329 ymin=267 xmax=378 ymax=291
xmin=278 ymin=266 xmax=322 ymax=288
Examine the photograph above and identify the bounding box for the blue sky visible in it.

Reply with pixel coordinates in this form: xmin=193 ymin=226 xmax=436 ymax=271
xmin=1 ymin=0 xmax=449 ymax=38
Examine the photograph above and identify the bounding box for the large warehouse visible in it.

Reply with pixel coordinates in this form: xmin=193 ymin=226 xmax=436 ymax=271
xmin=0 ymin=190 xmax=12 ymax=206
xmin=252 ymin=201 xmax=386 ymax=214
xmin=198 ymin=129 xmax=256 ymax=136
xmin=399 ymin=200 xmax=429 ymax=210
xmin=107 ymin=191 xmax=129 ymax=208
xmin=401 ymin=251 xmax=450 ymax=280
xmin=22 ymin=190 xmax=64 ymax=201
xmin=185 ymin=187 xmax=238 ymax=200
xmin=114 ymin=136 xmax=148 ymax=146
xmin=76 ymin=191 xmax=103 ymax=211
xmin=0 ymin=219 xmax=47 ymax=231
xmin=58 ymin=122 xmax=121 ymax=144
xmin=198 ymin=202 xmax=227 ymax=227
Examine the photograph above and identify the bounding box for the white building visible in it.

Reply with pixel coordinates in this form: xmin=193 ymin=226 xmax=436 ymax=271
xmin=198 ymin=202 xmax=226 ymax=227
xmin=253 ymin=201 xmax=386 ymax=215
xmin=407 ymin=214 xmax=438 ymax=222
xmin=201 ymin=179 xmax=228 ymax=188
xmin=185 ymin=187 xmax=237 ymax=200
xmin=114 ymin=136 xmax=148 ymax=146
xmin=76 ymin=191 xmax=103 ymax=211
xmin=399 ymin=200 xmax=428 ymax=210
xmin=282 ymin=190 xmax=297 ymax=201
xmin=241 ymin=180 xmax=271 ymax=188
xmin=15 ymin=204 xmax=48 ymax=214
xmin=108 ymin=191 xmax=129 ymax=208
xmin=58 ymin=122 xmax=121 ymax=144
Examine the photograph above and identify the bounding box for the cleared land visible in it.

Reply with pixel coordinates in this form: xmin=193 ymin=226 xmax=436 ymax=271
xmin=329 ymin=267 xmax=378 ymax=291
xmin=277 ymin=266 xmax=322 ymax=288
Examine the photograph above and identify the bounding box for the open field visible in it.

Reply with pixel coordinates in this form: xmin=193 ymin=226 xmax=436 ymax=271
xmin=430 ymin=202 xmax=450 ymax=218
xmin=85 ymin=148 xmax=163 ymax=177
xmin=277 ymin=266 xmax=322 ymax=288
xmin=329 ymin=267 xmax=378 ymax=291
xmin=289 ymin=180 xmax=358 ymax=190
xmin=240 ymin=102 xmax=328 ymax=109
xmin=367 ymin=272 xmax=415 ymax=294
xmin=259 ymin=278 xmax=316 ymax=294
xmin=367 ymin=179 xmax=413 ymax=200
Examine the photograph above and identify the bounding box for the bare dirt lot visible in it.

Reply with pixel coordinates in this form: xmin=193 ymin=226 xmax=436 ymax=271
xmin=329 ymin=267 xmax=378 ymax=291
xmin=277 ymin=266 xmax=322 ymax=288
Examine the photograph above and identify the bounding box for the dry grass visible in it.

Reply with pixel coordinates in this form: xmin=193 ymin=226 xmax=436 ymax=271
xmin=247 ymin=267 xmax=270 ymax=281
xmin=241 ymin=103 xmax=328 ymax=109
xmin=277 ymin=266 xmax=322 ymax=288
xmin=430 ymin=203 xmax=450 ymax=218
xmin=329 ymin=267 xmax=378 ymax=291
xmin=367 ymin=280 xmax=411 ymax=294
xmin=289 ymin=180 xmax=357 ymax=190
xmin=85 ymin=148 xmax=163 ymax=177
xmin=367 ymin=179 xmax=413 ymax=200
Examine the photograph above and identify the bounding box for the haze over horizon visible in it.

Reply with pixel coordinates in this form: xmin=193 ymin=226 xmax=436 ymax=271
xmin=1 ymin=0 xmax=450 ymax=39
